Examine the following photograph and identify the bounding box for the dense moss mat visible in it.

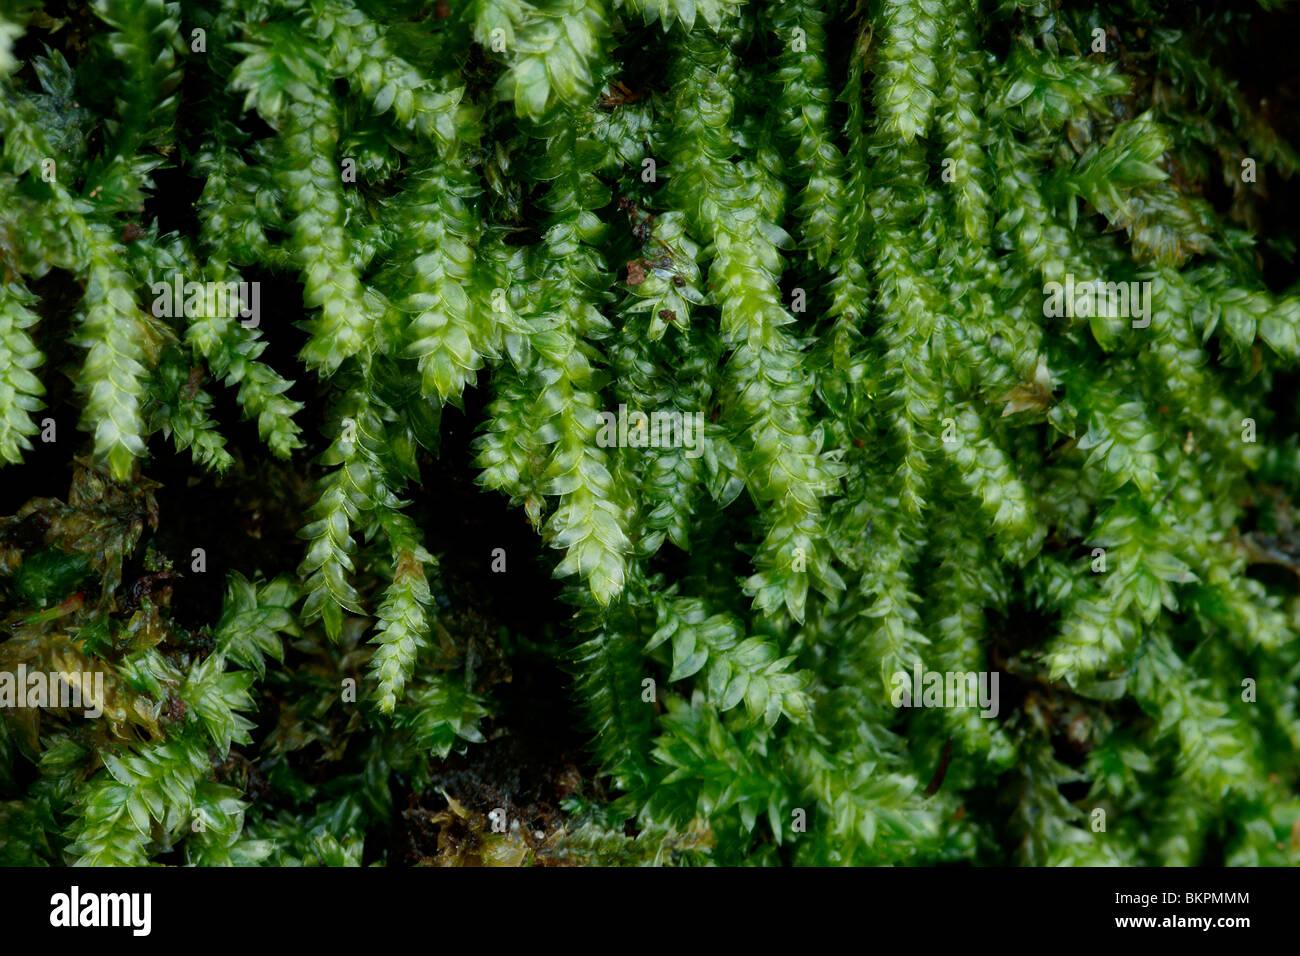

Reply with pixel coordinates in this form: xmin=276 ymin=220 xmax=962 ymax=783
xmin=1 ymin=0 xmax=1300 ymax=865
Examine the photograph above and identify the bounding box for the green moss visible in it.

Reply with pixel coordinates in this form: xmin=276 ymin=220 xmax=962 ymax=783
xmin=13 ymin=549 xmax=93 ymax=608
xmin=0 ymin=0 xmax=1298 ymax=867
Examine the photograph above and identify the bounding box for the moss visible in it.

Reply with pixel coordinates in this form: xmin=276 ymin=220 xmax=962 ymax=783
xmin=0 ymin=0 xmax=1299 ymax=867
